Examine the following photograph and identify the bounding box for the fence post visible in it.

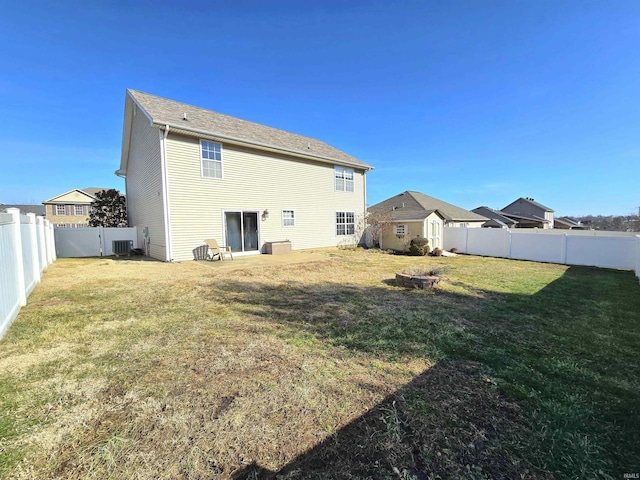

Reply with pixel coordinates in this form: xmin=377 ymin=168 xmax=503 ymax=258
xmin=27 ymin=213 xmax=41 ymax=283
xmin=562 ymin=234 xmax=568 ymax=264
xmin=636 ymin=235 xmax=640 ymax=281
xmin=49 ymin=222 xmax=58 ymax=262
xmin=44 ymin=219 xmax=53 ymax=265
xmin=99 ymin=226 xmax=105 ymax=256
xmin=7 ymin=208 xmax=26 ymax=307
xmin=507 ymin=229 xmax=513 ymax=259
xmin=464 ymin=227 xmax=469 ymax=253
xmin=36 ymin=216 xmax=46 ymax=270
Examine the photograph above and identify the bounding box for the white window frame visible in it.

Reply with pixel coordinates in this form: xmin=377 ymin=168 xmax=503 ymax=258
xmin=56 ymin=204 xmax=66 ymax=215
xmin=394 ymin=224 xmax=408 ymax=235
xmin=335 ymin=166 xmax=355 ymax=192
xmin=200 ymin=140 xmax=223 ymax=179
xmin=336 ymin=211 xmax=355 ymax=236
xmin=282 ymin=209 xmax=295 ymax=227
xmin=74 ymin=205 xmax=85 ymax=216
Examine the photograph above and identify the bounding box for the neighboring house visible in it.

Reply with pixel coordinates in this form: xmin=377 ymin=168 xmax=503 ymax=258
xmin=368 ymin=191 xmax=488 ymax=251
xmin=500 ymin=197 xmax=554 ymax=229
xmin=117 ymin=89 xmax=373 ymax=262
xmin=554 ymin=216 xmax=590 ymax=230
xmin=43 ymin=188 xmax=109 ymax=228
xmin=0 ymin=204 xmax=46 ymax=216
xmin=472 ymin=206 xmax=518 ymax=229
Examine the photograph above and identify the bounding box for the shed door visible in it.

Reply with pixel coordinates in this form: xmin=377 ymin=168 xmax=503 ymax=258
xmin=428 ymin=220 xmax=442 ymax=250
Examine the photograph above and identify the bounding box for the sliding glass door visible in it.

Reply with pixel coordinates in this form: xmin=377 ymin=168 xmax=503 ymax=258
xmin=224 ymin=211 xmax=259 ymax=253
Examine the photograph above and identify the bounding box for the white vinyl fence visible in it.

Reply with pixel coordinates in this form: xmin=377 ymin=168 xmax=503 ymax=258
xmin=54 ymin=226 xmax=138 ymax=258
xmin=444 ymin=227 xmax=640 ymax=280
xmin=1 ymin=208 xmax=56 ymax=339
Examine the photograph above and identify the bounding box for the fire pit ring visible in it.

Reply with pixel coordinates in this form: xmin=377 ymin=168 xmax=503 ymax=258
xmin=395 ymin=271 xmax=441 ymax=289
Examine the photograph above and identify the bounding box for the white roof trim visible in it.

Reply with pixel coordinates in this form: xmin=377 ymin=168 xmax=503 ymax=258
xmin=42 ymin=189 xmax=97 ymax=204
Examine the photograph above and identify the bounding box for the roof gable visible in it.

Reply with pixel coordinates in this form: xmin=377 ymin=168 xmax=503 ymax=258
xmin=122 ymin=89 xmax=372 ymax=175
xmin=43 ymin=189 xmax=97 ymax=204
xmin=502 ymin=197 xmax=554 ymax=213
xmin=369 ymin=191 xmax=488 ymax=222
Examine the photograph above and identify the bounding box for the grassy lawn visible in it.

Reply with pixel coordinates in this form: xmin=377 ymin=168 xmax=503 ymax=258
xmin=0 ymin=249 xmax=638 ymax=479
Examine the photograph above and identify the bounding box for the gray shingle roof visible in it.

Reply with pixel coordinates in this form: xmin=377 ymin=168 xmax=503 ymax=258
xmin=369 ymin=191 xmax=488 ymax=222
xmin=472 ymin=206 xmax=518 ymax=226
xmin=503 ymin=197 xmax=554 ymax=213
xmin=554 ymin=217 xmax=579 ymax=227
xmin=128 ymin=89 xmax=371 ymax=170
xmin=0 ymin=204 xmax=46 ymax=215
xmin=82 ymin=187 xmax=108 ymax=197
xmin=500 ymin=212 xmax=550 ymax=223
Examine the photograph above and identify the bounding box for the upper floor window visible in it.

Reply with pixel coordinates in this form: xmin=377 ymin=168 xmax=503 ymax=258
xmin=282 ymin=209 xmax=295 ymax=227
xmin=335 ymin=166 xmax=354 ymax=192
xmin=74 ymin=205 xmax=85 ymax=216
xmin=56 ymin=205 xmax=66 ymax=215
xmin=336 ymin=211 xmax=355 ymax=236
xmin=201 ymin=140 xmax=223 ymax=179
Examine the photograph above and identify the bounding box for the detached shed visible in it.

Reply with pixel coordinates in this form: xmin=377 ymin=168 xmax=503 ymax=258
xmin=368 ymin=191 xmax=488 ymax=252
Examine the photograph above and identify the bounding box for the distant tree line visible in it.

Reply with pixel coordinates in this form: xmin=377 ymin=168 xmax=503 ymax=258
xmin=572 ymin=214 xmax=640 ymax=232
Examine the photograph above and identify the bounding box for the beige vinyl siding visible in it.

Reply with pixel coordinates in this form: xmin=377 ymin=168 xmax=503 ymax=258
xmin=381 ymin=221 xmax=424 ymax=252
xmin=124 ymin=102 xmax=166 ymax=260
xmin=46 ymin=191 xmax=94 ymax=203
xmin=165 ymin=133 xmax=366 ymax=261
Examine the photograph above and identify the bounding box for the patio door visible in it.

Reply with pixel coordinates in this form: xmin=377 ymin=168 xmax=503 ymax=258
xmin=225 ymin=211 xmax=259 ymax=253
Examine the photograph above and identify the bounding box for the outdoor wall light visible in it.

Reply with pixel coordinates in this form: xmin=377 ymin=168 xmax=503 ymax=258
xmin=262 ymin=209 xmax=269 ymax=220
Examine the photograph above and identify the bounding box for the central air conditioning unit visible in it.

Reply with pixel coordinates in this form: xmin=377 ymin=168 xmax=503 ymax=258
xmin=112 ymin=240 xmax=133 ymax=256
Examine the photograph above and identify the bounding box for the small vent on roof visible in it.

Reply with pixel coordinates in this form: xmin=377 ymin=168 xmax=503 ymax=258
xmin=183 ymin=112 xmax=188 ymax=121
xmin=307 ymin=142 xmax=311 ymax=150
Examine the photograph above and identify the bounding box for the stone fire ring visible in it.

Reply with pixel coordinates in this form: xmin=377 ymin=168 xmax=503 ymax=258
xmin=395 ymin=272 xmax=440 ymax=289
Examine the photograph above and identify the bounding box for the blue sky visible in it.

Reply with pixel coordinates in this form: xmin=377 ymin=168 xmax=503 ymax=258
xmin=1 ymin=1 xmax=639 ymax=216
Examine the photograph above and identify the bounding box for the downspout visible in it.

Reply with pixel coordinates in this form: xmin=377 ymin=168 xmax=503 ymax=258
xmin=159 ymin=125 xmax=173 ymax=261
xmin=114 ymin=170 xmax=129 ymax=228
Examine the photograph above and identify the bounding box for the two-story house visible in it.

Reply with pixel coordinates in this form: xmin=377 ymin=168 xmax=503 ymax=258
xmin=43 ymin=188 xmax=110 ymax=228
xmin=117 ymin=90 xmax=373 ymax=262
xmin=500 ymin=197 xmax=554 ymax=229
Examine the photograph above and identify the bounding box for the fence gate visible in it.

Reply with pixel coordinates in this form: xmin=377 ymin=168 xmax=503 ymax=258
xmin=54 ymin=227 xmax=137 ymax=258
